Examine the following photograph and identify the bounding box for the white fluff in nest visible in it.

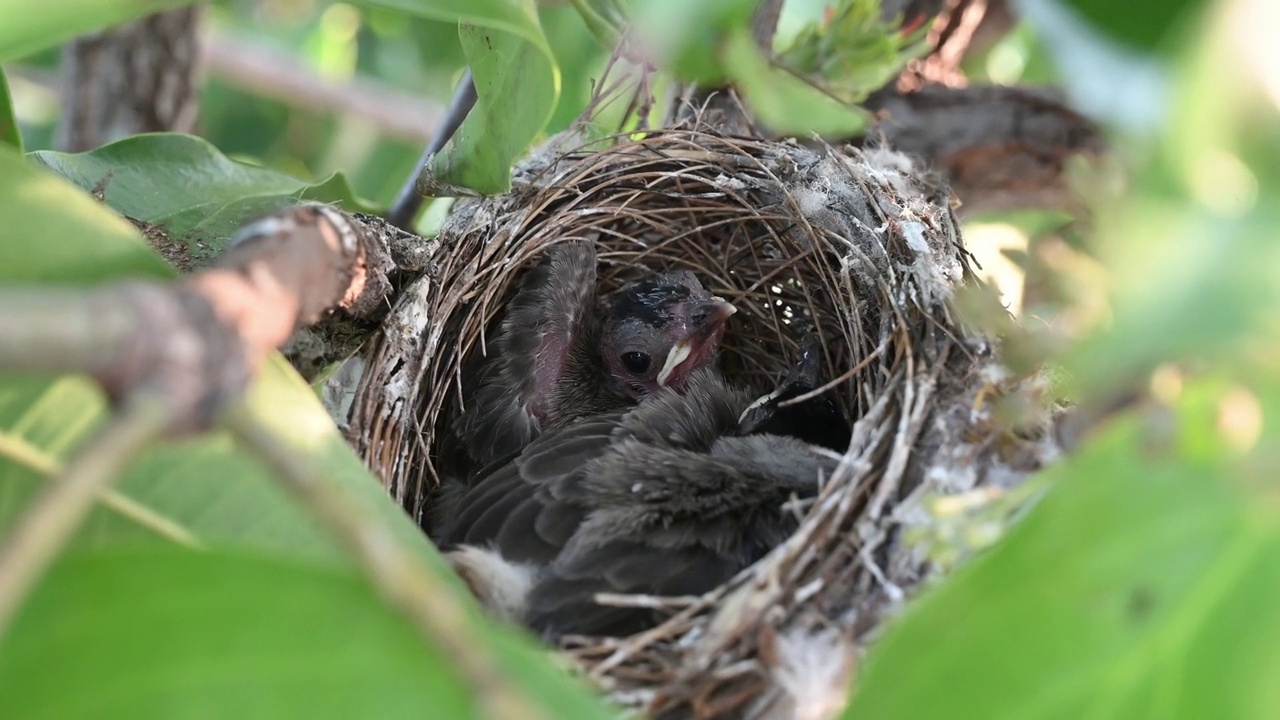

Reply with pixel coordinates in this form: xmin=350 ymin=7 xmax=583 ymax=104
xmin=760 ymin=626 xmax=858 ymax=720
xmin=446 ymin=545 xmax=536 ymax=623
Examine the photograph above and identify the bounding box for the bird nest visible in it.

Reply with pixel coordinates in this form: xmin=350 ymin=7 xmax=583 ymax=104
xmin=350 ymin=125 xmax=1060 ymax=718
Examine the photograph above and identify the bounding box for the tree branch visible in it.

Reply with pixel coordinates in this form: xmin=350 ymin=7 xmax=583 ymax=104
xmin=0 ymin=392 xmax=171 ymax=640
xmin=202 ymin=29 xmax=443 ymax=145
xmin=56 ymin=6 xmax=204 ymax=152
xmin=867 ymin=85 xmax=1103 ymax=214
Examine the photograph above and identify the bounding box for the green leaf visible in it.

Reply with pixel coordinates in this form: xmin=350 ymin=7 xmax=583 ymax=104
xmin=630 ymin=0 xmax=871 ymax=137
xmin=723 ymin=29 xmax=870 ymax=137
xmin=425 ymin=23 xmax=558 ymax=193
xmin=0 ymin=0 xmax=196 ymax=62
xmin=777 ymin=0 xmax=928 ymax=105
xmin=0 ymin=68 xmax=20 ymax=151
xmin=352 ymin=0 xmax=559 ymax=194
xmin=1063 ymin=0 xmax=1205 ymax=54
xmin=0 ymin=548 xmax=474 ymax=719
xmin=847 ymin=383 xmax=1280 ymax=719
xmin=0 ymin=145 xmax=170 ymax=283
xmin=631 ymin=0 xmax=755 ymax=83
xmin=29 ymin=134 xmax=372 ymax=263
xmin=0 ymin=547 xmax=616 ymax=719
xmin=1058 ymin=6 xmax=1280 ymax=396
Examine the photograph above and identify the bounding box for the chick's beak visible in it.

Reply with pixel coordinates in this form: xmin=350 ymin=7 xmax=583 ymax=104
xmin=656 ymin=299 xmax=737 ymax=387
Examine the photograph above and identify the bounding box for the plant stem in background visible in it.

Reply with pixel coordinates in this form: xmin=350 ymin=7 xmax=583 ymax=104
xmin=387 ymin=69 xmax=477 ymax=230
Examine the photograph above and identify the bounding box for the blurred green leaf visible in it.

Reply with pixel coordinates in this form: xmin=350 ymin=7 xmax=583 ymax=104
xmin=1061 ymin=2 xmax=1280 ymax=396
xmin=723 ymin=29 xmax=870 ymax=137
xmin=630 ymin=0 xmax=877 ymax=136
xmin=0 ymin=140 xmax=403 ymax=566
xmin=631 ymin=0 xmax=755 ymax=83
xmin=0 ymin=0 xmax=195 ymax=61
xmin=0 ymin=69 xmax=19 ymax=151
xmin=1067 ymin=204 xmax=1280 ymax=393
xmin=0 ymin=548 xmax=476 ymax=719
xmin=426 ymin=22 xmax=558 ymax=193
xmin=566 ymin=0 xmax=630 ymax=49
xmin=777 ymin=0 xmax=928 ymax=104
xmin=1063 ymin=0 xmax=1205 ymax=54
xmin=847 ymin=383 xmax=1280 ymax=719
xmin=30 ymin=134 xmax=373 ymax=263
xmin=0 ymin=145 xmax=170 ymax=283
xmin=352 ymin=0 xmax=559 ymax=194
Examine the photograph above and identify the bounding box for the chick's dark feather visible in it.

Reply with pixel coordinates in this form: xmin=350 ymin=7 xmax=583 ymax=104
xmin=452 ymin=240 xmax=606 ymax=466
xmin=438 ymin=369 xmax=839 ymax=639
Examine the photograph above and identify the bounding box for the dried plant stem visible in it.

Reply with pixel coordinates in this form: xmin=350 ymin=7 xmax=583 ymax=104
xmin=0 ymin=393 xmax=170 ymax=641
xmin=227 ymin=407 xmax=548 ymax=720
xmin=0 ymin=431 xmax=200 ymax=547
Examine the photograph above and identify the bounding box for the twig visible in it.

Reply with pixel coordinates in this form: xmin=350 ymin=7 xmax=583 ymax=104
xmin=387 ymin=70 xmax=478 ymax=230
xmin=227 ymin=406 xmax=549 ymax=720
xmin=0 ymin=392 xmax=170 ymax=640
xmin=203 ymin=28 xmax=442 ymax=144
xmin=0 ymin=431 xmax=199 ymax=547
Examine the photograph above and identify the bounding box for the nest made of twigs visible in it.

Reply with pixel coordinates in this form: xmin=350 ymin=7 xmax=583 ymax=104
xmin=350 ymin=124 xmax=1060 ymax=718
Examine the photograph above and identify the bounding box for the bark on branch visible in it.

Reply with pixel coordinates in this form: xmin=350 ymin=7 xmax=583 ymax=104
xmin=0 ymin=204 xmax=397 ymax=433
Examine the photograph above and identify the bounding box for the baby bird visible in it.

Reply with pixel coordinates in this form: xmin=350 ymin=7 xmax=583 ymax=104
xmin=439 ymin=350 xmax=850 ymax=639
xmin=452 ymin=240 xmax=736 ymax=468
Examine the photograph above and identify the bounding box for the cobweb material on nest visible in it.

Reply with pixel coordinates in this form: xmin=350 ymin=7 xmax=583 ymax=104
xmin=349 ymin=126 xmax=1060 ymax=718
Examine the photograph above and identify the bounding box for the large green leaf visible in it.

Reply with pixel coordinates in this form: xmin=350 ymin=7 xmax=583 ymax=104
xmin=0 ymin=68 xmax=19 ymax=151
xmin=426 ymin=22 xmax=559 ymax=193
xmin=0 ymin=145 xmax=170 ymax=283
xmin=1063 ymin=0 xmax=1206 ymax=54
xmin=0 ymin=549 xmax=474 ymax=718
xmin=0 ymin=0 xmax=196 ymax=62
xmin=0 ymin=548 xmax=614 ymax=719
xmin=30 ymin=134 xmax=372 ymax=263
xmin=0 ymin=141 xmax=364 ymax=563
xmin=353 ymin=0 xmax=559 ymax=194
xmin=847 ymin=381 xmax=1280 ymax=719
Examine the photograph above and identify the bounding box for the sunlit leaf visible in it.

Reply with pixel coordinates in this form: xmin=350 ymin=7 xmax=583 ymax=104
xmin=847 ymin=382 xmax=1280 ymax=719
xmin=30 ymin=134 xmax=373 ymax=262
xmin=425 ymin=22 xmax=558 ymax=193
xmin=0 ymin=549 xmax=474 ymax=718
xmin=352 ymin=0 xmax=559 ymax=194
xmin=723 ymin=29 xmax=869 ymax=137
xmin=0 ymin=0 xmax=196 ymax=61
xmin=0 ymin=69 xmax=20 ymax=151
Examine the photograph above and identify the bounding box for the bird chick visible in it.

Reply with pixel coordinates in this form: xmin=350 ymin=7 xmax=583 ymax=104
xmin=736 ymin=337 xmax=852 ymax=452
xmin=440 ymin=351 xmax=849 ymax=639
xmin=452 ymin=240 xmax=735 ymax=467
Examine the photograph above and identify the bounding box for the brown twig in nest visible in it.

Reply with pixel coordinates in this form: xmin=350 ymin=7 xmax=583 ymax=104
xmin=351 ymin=122 xmax=1063 ymax=717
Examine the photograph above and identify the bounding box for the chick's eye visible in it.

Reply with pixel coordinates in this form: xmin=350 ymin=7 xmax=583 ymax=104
xmin=620 ymin=351 xmax=651 ymax=374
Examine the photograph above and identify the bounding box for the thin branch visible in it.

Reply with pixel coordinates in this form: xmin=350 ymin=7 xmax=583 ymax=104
xmin=0 ymin=392 xmax=170 ymax=640
xmin=0 ymin=431 xmax=200 ymax=547
xmin=227 ymin=407 xmax=549 ymax=720
xmin=203 ymin=28 xmax=442 ymax=144
xmin=386 ymin=70 xmax=478 ymax=230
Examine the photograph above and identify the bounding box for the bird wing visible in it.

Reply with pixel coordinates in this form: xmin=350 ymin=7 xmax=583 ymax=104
xmin=525 ymin=435 xmax=833 ymax=638
xmin=439 ymin=412 xmax=627 ymax=565
xmin=453 ymin=240 xmax=598 ymax=464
